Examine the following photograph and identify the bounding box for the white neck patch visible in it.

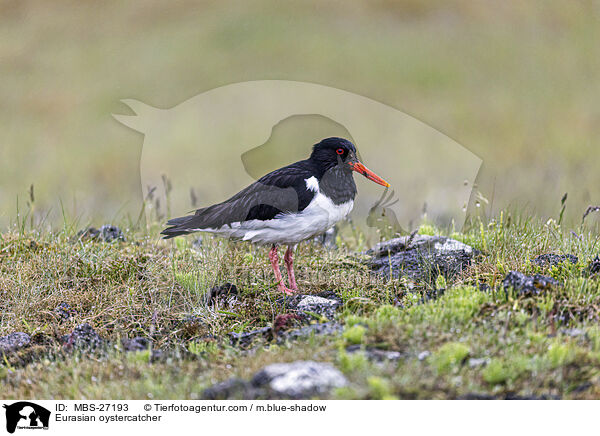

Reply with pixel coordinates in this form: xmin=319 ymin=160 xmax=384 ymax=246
xmin=304 ymin=176 xmax=319 ymax=192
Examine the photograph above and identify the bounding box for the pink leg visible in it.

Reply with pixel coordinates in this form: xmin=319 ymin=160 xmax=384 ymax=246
xmin=284 ymin=246 xmax=298 ymax=291
xmin=268 ymin=245 xmax=294 ymax=295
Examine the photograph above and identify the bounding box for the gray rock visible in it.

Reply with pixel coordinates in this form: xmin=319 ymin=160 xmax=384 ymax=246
xmin=277 ymin=291 xmax=342 ymax=321
xmin=277 ymin=322 xmax=343 ymax=343
xmin=503 ymin=271 xmax=560 ymax=297
xmin=0 ymin=332 xmax=31 ymax=354
xmin=207 ymin=283 xmax=239 ymax=306
xmin=122 ymin=336 xmax=150 ymax=352
xmin=560 ymin=328 xmax=586 ymax=337
xmin=230 ymin=322 xmax=343 ymax=347
xmin=78 ymin=225 xmax=124 ymax=242
xmin=417 ymin=351 xmax=431 ymax=361
xmin=533 ymin=254 xmax=578 ymax=268
xmin=297 ymin=295 xmax=339 ymax=317
xmin=99 ymin=225 xmax=124 ymax=242
xmin=367 ymin=235 xmax=475 ymax=283
xmin=229 ymin=326 xmax=273 ymax=347
xmin=54 ymin=302 xmax=75 ymax=321
xmin=62 ymin=323 xmax=104 ymax=350
xmin=346 ymin=345 xmax=404 ymax=362
xmin=468 ymin=357 xmax=491 ymax=368
xmin=586 ymin=256 xmax=600 ymax=276
xmin=252 ymin=361 xmax=347 ymax=398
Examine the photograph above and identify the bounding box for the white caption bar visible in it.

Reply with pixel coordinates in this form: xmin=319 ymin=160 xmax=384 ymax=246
xmin=0 ymin=400 xmax=591 ymax=435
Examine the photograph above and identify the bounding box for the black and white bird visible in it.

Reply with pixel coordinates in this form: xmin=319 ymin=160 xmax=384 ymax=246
xmin=161 ymin=137 xmax=389 ymax=294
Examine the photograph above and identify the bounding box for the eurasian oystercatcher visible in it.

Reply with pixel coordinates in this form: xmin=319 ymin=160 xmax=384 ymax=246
xmin=161 ymin=137 xmax=390 ymax=294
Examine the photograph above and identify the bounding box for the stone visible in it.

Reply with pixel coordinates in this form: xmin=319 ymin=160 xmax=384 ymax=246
xmin=468 ymin=357 xmax=491 ymax=368
xmin=346 ymin=345 xmax=404 ymax=362
xmin=78 ymin=225 xmax=124 ymax=242
xmin=273 ymin=313 xmax=303 ymax=332
xmin=560 ymin=328 xmax=586 ymax=338
xmin=54 ymin=302 xmax=75 ymax=321
xmin=280 ymin=291 xmax=342 ymax=321
xmin=503 ymin=271 xmax=560 ymax=297
xmin=0 ymin=332 xmax=31 ymax=354
xmin=417 ymin=351 xmax=431 ymax=361
xmin=62 ymin=323 xmax=104 ymax=350
xmin=296 ymin=295 xmax=340 ymax=319
xmin=277 ymin=322 xmax=343 ymax=343
xmin=251 ymin=361 xmax=347 ymax=399
xmin=586 ymin=256 xmax=600 ymax=277
xmin=207 ymin=283 xmax=239 ymax=305
xmin=99 ymin=225 xmax=124 ymax=242
xmin=366 ymin=234 xmax=475 ymax=284
xmin=122 ymin=336 xmax=150 ymax=352
xmin=533 ymin=254 xmax=578 ymax=268
xmin=478 ymin=283 xmax=491 ymax=292
xmin=228 ymin=326 xmax=273 ymax=347
xmin=230 ymin=321 xmax=342 ymax=348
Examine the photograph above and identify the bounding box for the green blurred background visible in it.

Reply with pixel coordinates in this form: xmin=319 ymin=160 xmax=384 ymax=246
xmin=1 ymin=0 xmax=599 ymax=228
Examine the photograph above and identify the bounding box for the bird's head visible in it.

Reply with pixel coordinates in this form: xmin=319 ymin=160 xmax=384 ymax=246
xmin=310 ymin=137 xmax=390 ymax=187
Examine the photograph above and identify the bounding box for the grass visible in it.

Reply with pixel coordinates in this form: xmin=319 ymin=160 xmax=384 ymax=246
xmin=1 ymin=209 xmax=600 ymax=399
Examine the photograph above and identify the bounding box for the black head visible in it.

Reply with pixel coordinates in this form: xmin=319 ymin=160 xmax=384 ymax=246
xmin=309 ymin=137 xmax=357 ymax=171
xmin=309 ymin=137 xmax=390 ymax=187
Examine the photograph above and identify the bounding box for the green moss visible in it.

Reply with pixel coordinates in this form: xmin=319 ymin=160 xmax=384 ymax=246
xmin=482 ymin=357 xmax=529 ymax=385
xmin=407 ymin=286 xmax=491 ymax=327
xmin=367 ymin=376 xmax=395 ymax=400
xmin=125 ymin=350 xmax=152 ymax=364
xmin=374 ymin=305 xmax=401 ymax=325
xmin=482 ymin=360 xmax=510 ymax=385
xmin=430 ymin=342 xmax=470 ymax=374
xmin=343 ymin=315 xmax=370 ymax=328
xmin=418 ymin=223 xmax=437 ymax=236
xmin=188 ymin=341 xmax=218 ymax=357
xmin=547 ymin=343 xmax=577 ymax=368
xmin=174 ymin=237 xmax=188 ymax=252
xmin=343 ymin=325 xmax=367 ymax=345
xmin=338 ymin=349 xmax=368 ymax=373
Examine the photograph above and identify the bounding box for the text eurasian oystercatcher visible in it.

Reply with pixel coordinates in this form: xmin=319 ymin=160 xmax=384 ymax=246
xmin=161 ymin=137 xmax=389 ymax=294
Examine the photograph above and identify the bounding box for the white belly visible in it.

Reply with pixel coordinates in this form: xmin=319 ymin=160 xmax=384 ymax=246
xmin=195 ymin=176 xmax=354 ymax=245
xmin=203 ymin=194 xmax=354 ymax=245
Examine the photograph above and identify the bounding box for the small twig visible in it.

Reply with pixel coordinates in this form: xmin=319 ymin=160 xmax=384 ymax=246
xmin=582 ymin=205 xmax=600 ymax=225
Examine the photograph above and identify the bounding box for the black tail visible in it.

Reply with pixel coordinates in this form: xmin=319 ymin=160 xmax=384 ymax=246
xmin=161 ymin=215 xmax=200 ymax=239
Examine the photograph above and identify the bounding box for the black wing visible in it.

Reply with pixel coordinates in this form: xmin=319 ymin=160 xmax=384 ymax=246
xmin=161 ymin=160 xmax=317 ymax=239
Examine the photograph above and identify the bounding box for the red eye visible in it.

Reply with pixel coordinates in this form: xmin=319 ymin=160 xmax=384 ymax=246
xmin=336 ymin=148 xmax=344 ymax=155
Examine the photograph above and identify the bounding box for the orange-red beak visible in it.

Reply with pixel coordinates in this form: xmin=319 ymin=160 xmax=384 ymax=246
xmin=348 ymin=161 xmax=390 ymax=187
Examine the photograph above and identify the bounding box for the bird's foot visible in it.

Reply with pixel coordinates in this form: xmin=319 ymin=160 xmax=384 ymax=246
xmin=277 ymin=283 xmax=296 ymax=295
